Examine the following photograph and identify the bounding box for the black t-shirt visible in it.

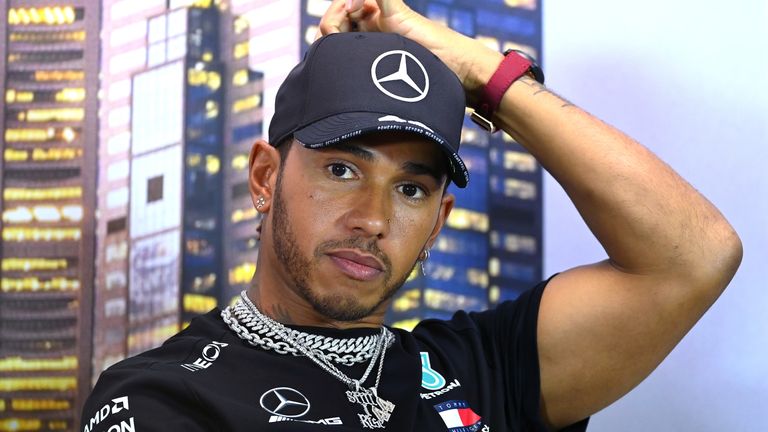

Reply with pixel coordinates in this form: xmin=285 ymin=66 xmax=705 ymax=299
xmin=81 ymin=280 xmax=588 ymax=431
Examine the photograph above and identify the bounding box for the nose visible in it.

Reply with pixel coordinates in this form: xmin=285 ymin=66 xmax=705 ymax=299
xmin=342 ymin=187 xmax=392 ymax=239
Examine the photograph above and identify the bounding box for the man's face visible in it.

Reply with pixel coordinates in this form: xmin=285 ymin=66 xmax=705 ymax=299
xmin=267 ymin=133 xmax=454 ymax=322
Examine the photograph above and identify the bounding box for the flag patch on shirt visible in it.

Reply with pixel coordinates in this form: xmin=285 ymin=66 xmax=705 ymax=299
xmin=433 ymin=400 xmax=483 ymax=432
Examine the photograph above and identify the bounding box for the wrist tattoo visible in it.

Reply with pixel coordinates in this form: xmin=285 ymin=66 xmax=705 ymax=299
xmin=520 ymin=76 xmax=576 ymax=109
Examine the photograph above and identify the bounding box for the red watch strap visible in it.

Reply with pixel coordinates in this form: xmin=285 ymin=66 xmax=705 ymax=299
xmin=476 ymin=52 xmax=532 ymax=118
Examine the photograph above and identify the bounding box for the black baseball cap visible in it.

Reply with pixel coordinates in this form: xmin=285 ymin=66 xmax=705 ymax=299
xmin=268 ymin=32 xmax=469 ymax=188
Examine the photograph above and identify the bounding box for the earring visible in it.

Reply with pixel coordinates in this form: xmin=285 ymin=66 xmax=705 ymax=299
xmin=419 ymin=248 xmax=430 ymax=275
xmin=256 ymin=196 xmax=266 ymax=210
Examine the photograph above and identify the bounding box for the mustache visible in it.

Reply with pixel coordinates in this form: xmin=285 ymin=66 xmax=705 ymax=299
xmin=314 ymin=237 xmax=392 ymax=271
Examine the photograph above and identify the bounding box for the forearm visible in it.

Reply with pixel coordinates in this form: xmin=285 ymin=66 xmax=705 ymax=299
xmin=446 ymin=42 xmax=740 ymax=282
xmin=491 ymin=64 xmax=740 ymax=281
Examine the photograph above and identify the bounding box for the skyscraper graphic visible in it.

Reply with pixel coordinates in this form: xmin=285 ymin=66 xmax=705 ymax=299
xmin=91 ymin=0 xmax=288 ymax=389
xmin=0 ymin=2 xmax=100 ymax=430
xmin=90 ymin=1 xmax=263 ymax=430
xmin=229 ymin=0 xmax=301 ymax=132
xmin=93 ymin=0 xmax=172 ymax=388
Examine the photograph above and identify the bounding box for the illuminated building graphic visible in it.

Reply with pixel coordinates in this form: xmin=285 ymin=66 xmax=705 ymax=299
xmin=230 ymin=0 xmax=301 ymax=131
xmin=223 ymin=0 xmax=298 ymax=303
xmin=379 ymin=0 xmax=544 ymax=328
xmin=92 ymin=0 xmax=170 ymax=390
xmin=93 ymin=0 xmax=280 ymax=386
xmin=92 ymin=0 xmax=263 ymax=421
xmin=89 ymin=3 xmax=276 ymax=413
xmin=0 ymin=2 xmax=100 ymax=430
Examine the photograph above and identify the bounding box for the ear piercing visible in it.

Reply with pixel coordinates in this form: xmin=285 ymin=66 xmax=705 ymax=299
xmin=419 ymin=248 xmax=430 ymax=275
xmin=256 ymin=196 xmax=266 ymax=210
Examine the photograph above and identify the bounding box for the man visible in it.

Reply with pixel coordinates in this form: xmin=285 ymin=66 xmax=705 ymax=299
xmin=81 ymin=0 xmax=742 ymax=431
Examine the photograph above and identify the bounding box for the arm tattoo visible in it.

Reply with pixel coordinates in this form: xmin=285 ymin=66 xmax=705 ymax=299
xmin=520 ymin=76 xmax=577 ymax=109
xmin=519 ymin=75 xmax=542 ymax=89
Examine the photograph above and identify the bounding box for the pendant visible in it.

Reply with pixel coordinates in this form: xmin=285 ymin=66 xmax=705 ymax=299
xmin=346 ymin=387 xmax=395 ymax=429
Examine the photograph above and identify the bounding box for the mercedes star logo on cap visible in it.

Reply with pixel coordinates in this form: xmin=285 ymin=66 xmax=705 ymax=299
xmin=259 ymin=387 xmax=311 ymax=418
xmin=371 ymin=50 xmax=430 ymax=102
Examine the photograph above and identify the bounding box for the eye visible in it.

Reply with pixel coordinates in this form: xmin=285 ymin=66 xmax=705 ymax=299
xmin=327 ymin=163 xmax=356 ymax=179
xmin=398 ymin=184 xmax=426 ymax=200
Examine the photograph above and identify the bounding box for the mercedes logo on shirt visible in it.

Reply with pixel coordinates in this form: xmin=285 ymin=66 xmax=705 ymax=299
xmin=371 ymin=50 xmax=430 ymax=102
xmin=259 ymin=387 xmax=311 ymax=418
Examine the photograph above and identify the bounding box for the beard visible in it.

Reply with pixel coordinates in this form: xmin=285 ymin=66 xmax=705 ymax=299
xmin=270 ymin=176 xmax=412 ymax=322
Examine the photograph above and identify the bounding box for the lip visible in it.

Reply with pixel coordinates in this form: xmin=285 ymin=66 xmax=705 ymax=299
xmin=327 ymin=250 xmax=385 ymax=281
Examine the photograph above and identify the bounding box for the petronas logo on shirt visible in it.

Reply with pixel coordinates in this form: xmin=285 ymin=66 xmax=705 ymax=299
xmin=420 ymin=352 xmax=447 ymax=390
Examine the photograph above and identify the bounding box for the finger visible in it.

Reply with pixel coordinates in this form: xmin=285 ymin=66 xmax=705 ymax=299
xmin=346 ymin=7 xmax=366 ymax=23
xmin=317 ymin=0 xmax=351 ymax=38
xmin=344 ymin=0 xmax=365 ymax=13
xmin=315 ymin=18 xmax=352 ymax=41
xmin=346 ymin=0 xmax=386 ymax=33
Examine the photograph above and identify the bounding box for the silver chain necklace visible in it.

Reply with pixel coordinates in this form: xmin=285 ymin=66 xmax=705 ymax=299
xmin=222 ymin=294 xmax=386 ymax=366
xmin=234 ymin=291 xmax=396 ymax=429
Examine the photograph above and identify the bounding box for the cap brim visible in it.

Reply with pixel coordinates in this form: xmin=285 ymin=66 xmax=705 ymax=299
xmin=294 ymin=112 xmax=468 ymax=188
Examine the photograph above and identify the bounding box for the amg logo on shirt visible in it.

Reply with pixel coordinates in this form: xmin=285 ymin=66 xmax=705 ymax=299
xmin=180 ymin=340 xmax=228 ymax=372
xmin=269 ymin=415 xmax=343 ymax=425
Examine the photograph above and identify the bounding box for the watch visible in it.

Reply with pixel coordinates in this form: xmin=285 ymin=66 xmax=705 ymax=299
xmin=470 ymin=49 xmax=545 ymax=132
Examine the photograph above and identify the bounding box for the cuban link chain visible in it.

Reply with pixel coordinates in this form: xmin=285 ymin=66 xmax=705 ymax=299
xmin=221 ymin=292 xmax=386 ymax=366
xmin=238 ymin=291 xmax=396 ymax=429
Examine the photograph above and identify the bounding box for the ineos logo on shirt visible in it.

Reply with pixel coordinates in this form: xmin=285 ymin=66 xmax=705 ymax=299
xmin=259 ymin=387 xmax=311 ymax=418
xmin=371 ymin=50 xmax=430 ymax=102
xmin=180 ymin=341 xmax=227 ymax=372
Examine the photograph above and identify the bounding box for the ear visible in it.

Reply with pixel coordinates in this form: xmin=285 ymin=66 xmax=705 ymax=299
xmin=424 ymin=192 xmax=455 ymax=250
xmin=248 ymin=139 xmax=281 ymax=213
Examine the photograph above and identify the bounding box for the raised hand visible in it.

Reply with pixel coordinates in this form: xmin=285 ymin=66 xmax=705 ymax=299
xmin=317 ymin=0 xmax=418 ymax=38
xmin=316 ymin=0 xmax=503 ymax=98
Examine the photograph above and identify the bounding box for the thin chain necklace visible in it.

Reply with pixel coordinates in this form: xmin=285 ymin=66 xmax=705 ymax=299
xmin=238 ymin=291 xmax=396 ymax=429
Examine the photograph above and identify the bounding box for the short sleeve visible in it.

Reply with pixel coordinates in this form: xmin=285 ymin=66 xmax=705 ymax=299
xmin=468 ymin=278 xmax=589 ymax=432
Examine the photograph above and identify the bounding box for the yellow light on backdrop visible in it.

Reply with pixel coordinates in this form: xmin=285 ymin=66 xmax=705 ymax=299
xmin=2 ymin=227 xmax=82 ymax=242
xmin=1 ymin=258 xmax=68 ymax=272
xmin=228 ymin=262 xmax=255 ymax=285
xmin=205 ymin=155 xmax=220 ymax=174
xmin=0 ymin=377 xmax=76 ymax=392
xmin=7 ymin=7 xmax=76 ymax=25
xmin=0 ymin=356 xmax=77 ymax=372
xmin=55 ymin=88 xmax=86 ymax=102
xmin=232 ymin=69 xmax=248 ymax=86
xmin=231 ymin=154 xmax=248 ymax=170
xmin=4 ymin=148 xmax=29 ymax=162
xmin=3 ymin=187 xmax=82 ymax=201
xmin=1 ymin=277 xmax=81 ymax=292
xmin=62 ymin=127 xmax=76 ymax=142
